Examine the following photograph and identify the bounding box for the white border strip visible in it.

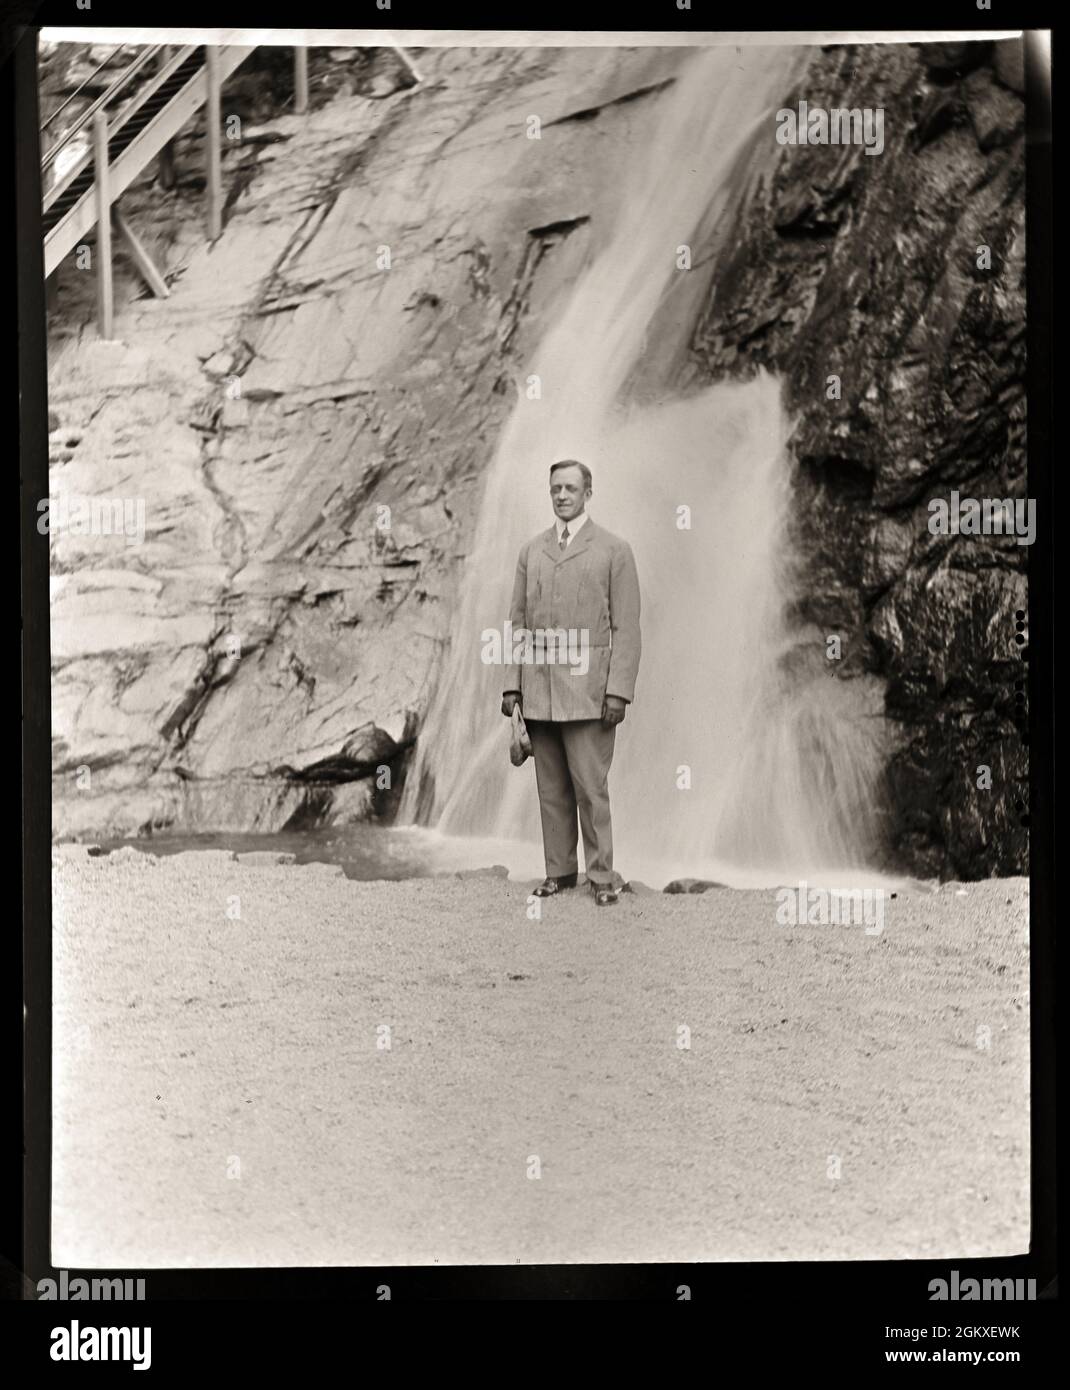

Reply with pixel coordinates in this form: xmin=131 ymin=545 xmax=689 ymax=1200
xmin=40 ymin=28 xmax=1022 ymax=49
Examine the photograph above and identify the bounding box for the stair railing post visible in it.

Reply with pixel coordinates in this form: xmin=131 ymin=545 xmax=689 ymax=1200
xmin=157 ymin=43 xmax=177 ymax=187
xmin=294 ymin=47 xmax=309 ymax=114
xmin=205 ymin=45 xmax=222 ymax=241
xmin=92 ymin=108 xmax=113 ymax=339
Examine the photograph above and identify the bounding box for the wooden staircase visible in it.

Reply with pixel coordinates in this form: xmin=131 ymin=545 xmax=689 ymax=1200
xmin=43 ymin=43 xmax=256 ymax=281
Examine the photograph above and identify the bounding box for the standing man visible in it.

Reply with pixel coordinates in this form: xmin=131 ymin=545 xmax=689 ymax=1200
xmin=501 ymin=460 xmax=641 ymax=907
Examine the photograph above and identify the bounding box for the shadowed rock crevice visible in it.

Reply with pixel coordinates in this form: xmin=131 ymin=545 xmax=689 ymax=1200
xmin=543 ymin=76 xmax=676 ymax=127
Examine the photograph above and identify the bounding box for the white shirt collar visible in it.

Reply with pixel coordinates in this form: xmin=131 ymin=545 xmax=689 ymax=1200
xmin=555 ymin=511 xmax=589 ymax=543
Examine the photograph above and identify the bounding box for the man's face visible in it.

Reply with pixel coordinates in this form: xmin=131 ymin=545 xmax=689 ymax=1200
xmin=550 ymin=466 xmax=591 ymax=523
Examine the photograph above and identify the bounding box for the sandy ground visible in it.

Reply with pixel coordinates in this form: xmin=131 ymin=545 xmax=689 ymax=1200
xmin=50 ymin=847 xmax=1030 ymax=1267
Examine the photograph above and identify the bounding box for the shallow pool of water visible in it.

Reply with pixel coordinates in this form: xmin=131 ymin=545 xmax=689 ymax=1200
xmin=91 ymin=825 xmax=458 ymax=881
xmin=86 ymin=824 xmax=905 ymax=893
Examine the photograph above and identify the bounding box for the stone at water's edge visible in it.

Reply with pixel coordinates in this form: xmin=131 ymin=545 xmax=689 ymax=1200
xmin=46 ymin=42 xmax=1027 ymax=880
xmin=663 ymin=879 xmax=729 ymax=895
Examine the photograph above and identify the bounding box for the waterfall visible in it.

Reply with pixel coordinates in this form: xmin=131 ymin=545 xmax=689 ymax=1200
xmin=401 ymin=45 xmax=888 ymax=886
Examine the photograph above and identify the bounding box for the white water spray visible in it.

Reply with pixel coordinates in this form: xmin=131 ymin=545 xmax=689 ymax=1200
xmin=402 ymin=46 xmax=888 ymax=886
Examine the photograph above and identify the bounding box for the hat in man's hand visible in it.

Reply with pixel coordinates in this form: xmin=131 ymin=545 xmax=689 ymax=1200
xmin=510 ymin=706 xmax=532 ymax=766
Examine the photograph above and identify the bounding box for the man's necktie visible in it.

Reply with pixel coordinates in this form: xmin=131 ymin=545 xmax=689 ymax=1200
xmin=559 ymin=526 xmax=570 ymax=551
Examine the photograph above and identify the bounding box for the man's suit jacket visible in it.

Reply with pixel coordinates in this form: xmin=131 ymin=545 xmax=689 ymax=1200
xmin=504 ymin=519 xmax=641 ymax=721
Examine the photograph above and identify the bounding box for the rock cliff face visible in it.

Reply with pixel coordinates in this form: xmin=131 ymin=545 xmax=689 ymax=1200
xmin=685 ymin=39 xmax=1028 ymax=878
xmin=48 ymin=45 xmax=693 ymax=837
xmin=48 ymin=41 xmax=1027 ymax=878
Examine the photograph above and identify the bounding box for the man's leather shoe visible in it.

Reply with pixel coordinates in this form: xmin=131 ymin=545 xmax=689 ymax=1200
xmin=594 ymin=887 xmax=619 ymax=907
xmin=532 ymin=874 xmax=578 ymax=897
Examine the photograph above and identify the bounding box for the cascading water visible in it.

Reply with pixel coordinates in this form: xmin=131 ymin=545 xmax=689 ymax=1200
xmin=401 ymin=45 xmax=889 ymax=887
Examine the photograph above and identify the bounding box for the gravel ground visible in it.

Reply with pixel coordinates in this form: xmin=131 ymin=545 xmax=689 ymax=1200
xmin=51 ymin=847 xmax=1029 ymax=1267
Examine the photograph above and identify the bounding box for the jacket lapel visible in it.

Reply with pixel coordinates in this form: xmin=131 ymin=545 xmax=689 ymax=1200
xmin=557 ymin=519 xmax=595 ymax=565
xmin=541 ymin=518 xmax=596 ymax=565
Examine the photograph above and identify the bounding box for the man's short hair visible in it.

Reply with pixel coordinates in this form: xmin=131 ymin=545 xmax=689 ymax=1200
xmin=549 ymin=459 xmax=593 ymax=491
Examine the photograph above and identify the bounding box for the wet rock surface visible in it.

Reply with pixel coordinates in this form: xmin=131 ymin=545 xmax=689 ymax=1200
xmin=685 ymin=40 xmax=1027 ymax=878
xmin=48 ymin=45 xmax=687 ymax=839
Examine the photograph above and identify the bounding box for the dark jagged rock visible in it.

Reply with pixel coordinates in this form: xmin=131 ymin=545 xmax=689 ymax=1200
xmin=993 ymin=42 xmax=1026 ymax=95
xmin=921 ymin=42 xmax=994 ymax=82
xmin=963 ymin=69 xmax=1025 ymax=152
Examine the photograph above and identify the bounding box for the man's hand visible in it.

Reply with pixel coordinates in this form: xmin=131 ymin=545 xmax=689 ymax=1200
xmin=601 ymin=695 xmax=627 ymax=729
xmin=501 ymin=692 xmax=522 ymax=718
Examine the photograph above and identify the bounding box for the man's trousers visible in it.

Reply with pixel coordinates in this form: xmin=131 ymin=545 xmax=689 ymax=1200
xmin=525 ymin=718 xmax=619 ymax=887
